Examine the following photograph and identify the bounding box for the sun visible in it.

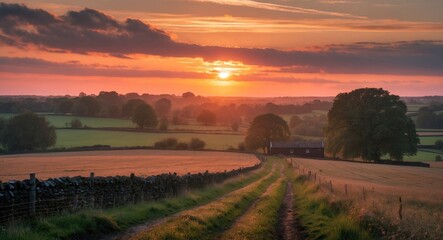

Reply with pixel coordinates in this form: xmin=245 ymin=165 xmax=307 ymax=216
xmin=218 ymin=71 xmax=231 ymax=79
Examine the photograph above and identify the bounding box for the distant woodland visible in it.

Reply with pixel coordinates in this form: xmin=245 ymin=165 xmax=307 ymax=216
xmin=0 ymin=91 xmax=333 ymax=124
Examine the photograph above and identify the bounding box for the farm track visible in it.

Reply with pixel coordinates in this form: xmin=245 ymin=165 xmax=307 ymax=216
xmin=101 ymin=162 xmax=277 ymax=240
xmin=217 ymin=176 xmax=284 ymax=239
xmin=278 ymin=182 xmax=305 ymax=240
xmin=129 ymin=162 xmax=279 ymax=240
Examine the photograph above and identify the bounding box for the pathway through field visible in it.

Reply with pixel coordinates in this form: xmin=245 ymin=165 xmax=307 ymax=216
xmin=100 ymin=158 xmax=305 ymax=240
xmin=278 ymin=182 xmax=304 ymax=240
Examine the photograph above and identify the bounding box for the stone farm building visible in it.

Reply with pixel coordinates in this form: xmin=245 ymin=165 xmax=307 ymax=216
xmin=269 ymin=141 xmax=324 ymax=158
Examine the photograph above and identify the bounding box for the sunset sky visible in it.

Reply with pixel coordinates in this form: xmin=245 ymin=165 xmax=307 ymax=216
xmin=0 ymin=0 xmax=442 ymax=97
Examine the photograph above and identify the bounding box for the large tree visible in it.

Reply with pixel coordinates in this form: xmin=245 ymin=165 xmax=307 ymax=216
xmin=325 ymin=88 xmax=419 ymax=162
xmin=132 ymin=104 xmax=158 ymax=129
xmin=2 ymin=113 xmax=56 ymax=151
xmin=245 ymin=113 xmax=290 ymax=153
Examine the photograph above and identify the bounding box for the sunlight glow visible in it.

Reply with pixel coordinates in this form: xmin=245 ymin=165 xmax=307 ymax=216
xmin=213 ymin=79 xmax=235 ymax=86
xmin=218 ymin=71 xmax=231 ymax=79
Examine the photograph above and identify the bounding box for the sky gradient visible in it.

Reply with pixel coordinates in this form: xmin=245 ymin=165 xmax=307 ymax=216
xmin=1 ymin=0 xmax=442 ymax=97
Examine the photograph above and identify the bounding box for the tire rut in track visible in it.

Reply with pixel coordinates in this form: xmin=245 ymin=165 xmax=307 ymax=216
xmin=217 ymin=176 xmax=281 ymax=239
xmin=277 ymin=181 xmax=305 ymax=240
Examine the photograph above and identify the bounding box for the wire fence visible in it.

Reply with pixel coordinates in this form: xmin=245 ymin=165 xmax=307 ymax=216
xmin=0 ymin=155 xmax=265 ymax=225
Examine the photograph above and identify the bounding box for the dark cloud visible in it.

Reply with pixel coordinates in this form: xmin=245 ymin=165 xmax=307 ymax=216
xmin=0 ymin=3 xmax=442 ymax=76
xmin=0 ymin=56 xmax=209 ymax=79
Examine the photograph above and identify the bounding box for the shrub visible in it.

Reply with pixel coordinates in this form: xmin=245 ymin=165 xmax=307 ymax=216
xmin=70 ymin=118 xmax=83 ymax=129
xmin=176 ymin=142 xmax=189 ymax=150
xmin=436 ymin=155 xmax=442 ymax=161
xmin=154 ymin=138 xmax=178 ymax=149
xmin=189 ymin=138 xmax=205 ymax=150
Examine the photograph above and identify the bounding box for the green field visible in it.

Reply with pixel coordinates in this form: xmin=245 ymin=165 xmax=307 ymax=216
xmin=0 ymin=113 xmax=135 ymax=128
xmin=0 ymin=113 xmax=236 ymax=132
xmin=55 ymin=129 xmax=244 ymax=150
xmin=419 ymin=136 xmax=443 ymax=145
xmin=403 ymin=149 xmax=442 ymax=162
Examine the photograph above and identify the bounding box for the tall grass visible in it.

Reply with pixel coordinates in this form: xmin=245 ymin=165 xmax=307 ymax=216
xmin=0 ymin=160 xmax=273 ymax=240
xmin=291 ymin=175 xmax=372 ymax=240
xmin=291 ymin=158 xmax=443 ymax=239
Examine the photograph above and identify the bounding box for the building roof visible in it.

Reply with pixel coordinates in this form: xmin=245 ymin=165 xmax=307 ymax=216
xmin=270 ymin=141 xmax=324 ymax=148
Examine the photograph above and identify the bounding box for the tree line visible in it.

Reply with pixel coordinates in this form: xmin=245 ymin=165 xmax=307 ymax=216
xmin=0 ymin=91 xmax=332 ymax=126
xmin=416 ymin=104 xmax=443 ymax=129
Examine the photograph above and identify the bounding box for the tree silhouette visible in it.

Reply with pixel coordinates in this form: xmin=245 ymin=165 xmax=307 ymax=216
xmin=245 ymin=113 xmax=290 ymax=153
xmin=2 ymin=113 xmax=56 ymax=151
xmin=325 ymin=88 xmax=419 ymax=161
xmin=132 ymin=104 xmax=158 ymax=129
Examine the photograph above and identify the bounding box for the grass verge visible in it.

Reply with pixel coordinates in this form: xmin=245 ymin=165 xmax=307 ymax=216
xmin=291 ymin=174 xmax=372 ymax=240
xmin=218 ymin=177 xmax=286 ymax=240
xmin=131 ymin=162 xmax=281 ymax=240
xmin=0 ymin=159 xmax=272 ymax=240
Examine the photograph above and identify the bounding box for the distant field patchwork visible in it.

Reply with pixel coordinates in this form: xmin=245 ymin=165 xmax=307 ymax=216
xmin=0 ymin=113 xmax=135 ymax=128
xmin=55 ymin=129 xmax=244 ymax=149
xmin=0 ymin=150 xmax=259 ymax=181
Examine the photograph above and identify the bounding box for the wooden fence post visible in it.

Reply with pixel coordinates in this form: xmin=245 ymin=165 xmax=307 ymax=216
xmin=314 ymin=172 xmax=317 ymax=183
xmin=89 ymin=172 xmax=95 ymax=207
xmin=399 ymin=197 xmax=403 ymax=220
xmin=329 ymin=180 xmax=333 ymax=193
xmin=344 ymin=184 xmax=348 ymax=197
xmin=29 ymin=173 xmax=36 ymax=216
xmin=130 ymin=173 xmax=135 ymax=204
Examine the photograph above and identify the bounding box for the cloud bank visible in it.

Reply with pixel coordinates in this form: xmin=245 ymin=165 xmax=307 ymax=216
xmin=1 ymin=3 xmax=442 ymax=76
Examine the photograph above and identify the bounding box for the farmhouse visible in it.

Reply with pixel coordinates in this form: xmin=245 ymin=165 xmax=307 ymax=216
xmin=269 ymin=141 xmax=324 ymax=158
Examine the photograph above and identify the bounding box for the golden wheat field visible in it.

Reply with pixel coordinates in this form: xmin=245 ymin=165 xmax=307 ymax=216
xmin=0 ymin=150 xmax=259 ymax=181
xmin=291 ymin=158 xmax=443 ymax=201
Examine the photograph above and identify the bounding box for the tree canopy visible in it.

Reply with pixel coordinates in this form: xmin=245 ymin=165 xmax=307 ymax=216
xmin=197 ymin=110 xmax=216 ymax=125
xmin=325 ymin=88 xmax=419 ymax=162
xmin=245 ymin=113 xmax=290 ymax=153
xmin=131 ymin=104 xmax=158 ymax=129
xmin=122 ymin=99 xmax=146 ymax=118
xmin=155 ymin=98 xmax=172 ymax=117
xmin=2 ymin=113 xmax=56 ymax=151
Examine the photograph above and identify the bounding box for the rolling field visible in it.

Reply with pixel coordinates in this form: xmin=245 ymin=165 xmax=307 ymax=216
xmin=292 ymin=158 xmax=443 ymax=200
xmin=0 ymin=150 xmax=259 ymax=181
xmin=55 ymin=129 xmax=244 ymax=149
